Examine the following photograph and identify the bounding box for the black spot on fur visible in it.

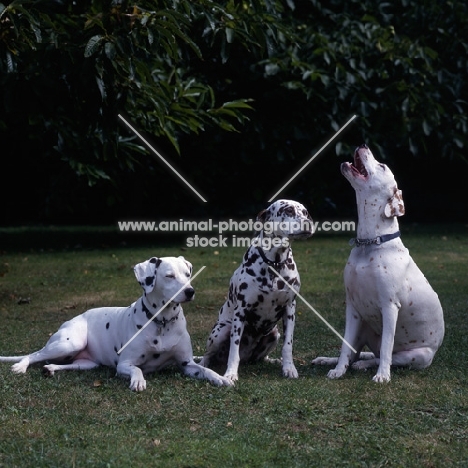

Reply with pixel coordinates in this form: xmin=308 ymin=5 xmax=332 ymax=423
xmin=145 ymin=276 xmax=154 ymax=286
xmin=181 ymin=360 xmax=189 ymax=366
xmin=153 ymin=339 xmax=158 ymax=345
xmin=137 ymin=324 xmax=142 ymax=329
xmin=153 ymin=354 xmax=160 ymax=359
xmin=106 ymin=322 xmax=110 ymax=329
xmin=244 ymin=252 xmax=260 ymax=267
xmin=239 ymin=282 xmax=248 ymax=291
xmin=246 ymin=268 xmax=256 ymax=276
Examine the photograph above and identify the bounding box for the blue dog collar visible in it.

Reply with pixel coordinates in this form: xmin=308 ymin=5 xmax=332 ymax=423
xmin=349 ymin=231 xmax=401 ymax=247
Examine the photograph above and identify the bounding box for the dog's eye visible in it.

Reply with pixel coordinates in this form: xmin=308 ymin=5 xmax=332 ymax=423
xmin=165 ymin=274 xmax=176 ymax=279
xmin=379 ymin=164 xmax=386 ymax=171
xmin=185 ymin=273 xmax=190 ymax=278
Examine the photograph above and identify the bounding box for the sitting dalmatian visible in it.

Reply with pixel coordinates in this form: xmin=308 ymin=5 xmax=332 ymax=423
xmin=199 ymin=199 xmax=314 ymax=382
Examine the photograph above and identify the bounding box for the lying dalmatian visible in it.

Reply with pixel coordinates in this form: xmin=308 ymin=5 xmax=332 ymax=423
xmin=199 ymin=199 xmax=314 ymax=382
xmin=0 ymin=256 xmax=233 ymax=391
xmin=312 ymin=144 xmax=445 ymax=382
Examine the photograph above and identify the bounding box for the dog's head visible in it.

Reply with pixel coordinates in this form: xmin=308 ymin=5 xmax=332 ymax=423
xmin=341 ymin=144 xmax=405 ymax=218
xmin=256 ymin=199 xmax=314 ymax=239
xmin=133 ymin=256 xmax=194 ymax=303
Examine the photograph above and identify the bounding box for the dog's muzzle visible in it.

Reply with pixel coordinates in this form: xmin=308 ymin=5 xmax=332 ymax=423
xmin=289 ymin=219 xmax=314 ymax=239
xmin=184 ymin=288 xmax=195 ymax=300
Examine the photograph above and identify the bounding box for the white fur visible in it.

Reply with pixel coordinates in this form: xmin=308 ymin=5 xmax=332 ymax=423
xmin=312 ymin=145 xmax=444 ymax=382
xmin=0 ymin=256 xmax=233 ymax=391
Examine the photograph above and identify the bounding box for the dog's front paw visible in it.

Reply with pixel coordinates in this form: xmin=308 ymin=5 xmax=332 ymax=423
xmin=372 ymin=372 xmax=390 ymax=383
xmin=215 ymin=376 xmax=235 ymax=387
xmin=327 ymin=367 xmax=346 ymax=379
xmin=130 ymin=378 xmax=147 ymax=391
xmin=282 ymin=365 xmax=298 ymax=379
xmin=224 ymin=372 xmax=238 ymax=383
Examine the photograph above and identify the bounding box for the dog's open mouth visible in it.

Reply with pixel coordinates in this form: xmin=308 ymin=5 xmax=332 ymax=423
xmin=350 ymin=151 xmax=369 ymax=178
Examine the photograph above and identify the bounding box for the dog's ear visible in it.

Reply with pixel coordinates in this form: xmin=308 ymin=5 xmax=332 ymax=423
xmin=256 ymin=208 xmax=268 ymax=222
xmin=384 ymin=189 xmax=405 ymax=218
xmin=134 ymin=257 xmax=161 ymax=294
xmin=178 ymin=256 xmax=192 ymax=275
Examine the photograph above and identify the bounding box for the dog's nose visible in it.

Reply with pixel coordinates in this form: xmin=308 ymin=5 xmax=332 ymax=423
xmin=357 ymin=143 xmax=368 ymax=150
xmin=184 ymin=288 xmax=195 ymax=299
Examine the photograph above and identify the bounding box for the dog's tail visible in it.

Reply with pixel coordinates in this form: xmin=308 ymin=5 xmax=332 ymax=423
xmin=0 ymin=356 xmax=27 ymax=363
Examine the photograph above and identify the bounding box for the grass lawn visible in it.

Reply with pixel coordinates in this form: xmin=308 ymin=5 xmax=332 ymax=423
xmin=0 ymin=225 xmax=467 ymax=467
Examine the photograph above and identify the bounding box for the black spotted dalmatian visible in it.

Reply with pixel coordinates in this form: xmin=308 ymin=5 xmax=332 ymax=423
xmin=199 ymin=199 xmax=314 ymax=382
xmin=0 ymin=256 xmax=233 ymax=391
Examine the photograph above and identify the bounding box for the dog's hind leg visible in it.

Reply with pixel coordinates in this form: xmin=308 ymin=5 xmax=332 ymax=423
xmin=391 ymin=347 xmax=436 ymax=370
xmin=8 ymin=317 xmax=88 ymax=374
xmin=249 ymin=327 xmax=280 ymax=363
xmin=358 ymin=351 xmax=375 ymax=360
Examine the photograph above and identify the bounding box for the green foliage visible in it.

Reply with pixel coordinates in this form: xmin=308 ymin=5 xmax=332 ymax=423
xmin=0 ymin=0 xmax=467 ymax=203
xmin=0 ymin=0 xmax=272 ymax=183
xmin=254 ymin=0 xmax=468 ymax=160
